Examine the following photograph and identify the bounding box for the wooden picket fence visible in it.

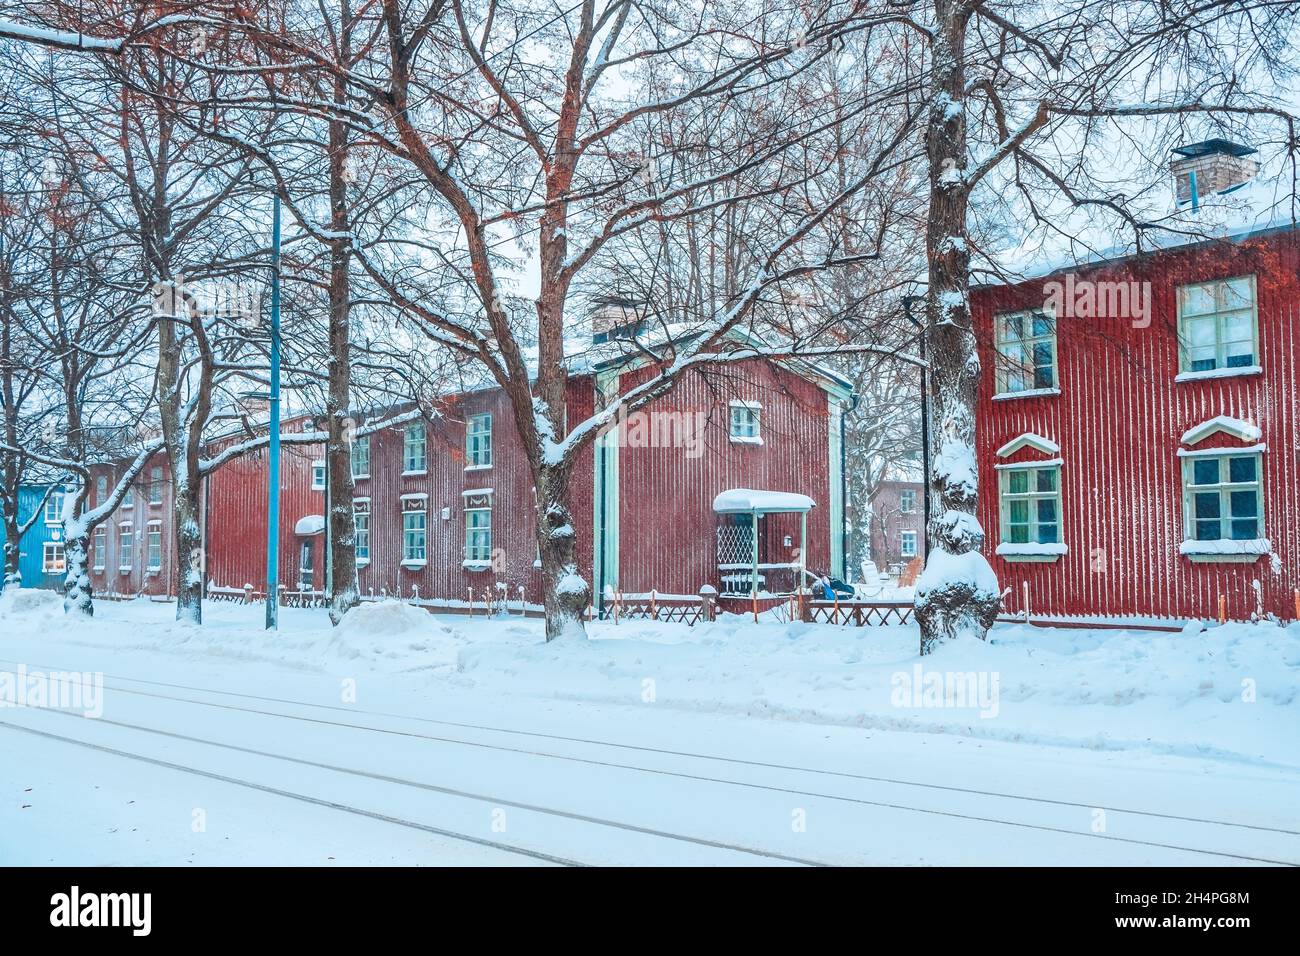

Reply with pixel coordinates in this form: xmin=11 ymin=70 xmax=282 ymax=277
xmin=802 ymin=599 xmax=914 ymax=626
xmin=599 ymin=589 xmax=715 ymax=626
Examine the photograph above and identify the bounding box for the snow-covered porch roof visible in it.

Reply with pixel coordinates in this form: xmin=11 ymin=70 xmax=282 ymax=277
xmin=294 ymin=514 xmax=326 ymax=536
xmin=712 ymin=489 xmax=816 ymax=515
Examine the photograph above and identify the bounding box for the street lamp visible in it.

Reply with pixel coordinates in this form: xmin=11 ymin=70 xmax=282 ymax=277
xmin=266 ymin=196 xmax=282 ymax=630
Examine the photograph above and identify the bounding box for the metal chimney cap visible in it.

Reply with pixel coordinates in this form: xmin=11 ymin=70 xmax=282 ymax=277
xmin=1171 ymin=138 xmax=1258 ymax=159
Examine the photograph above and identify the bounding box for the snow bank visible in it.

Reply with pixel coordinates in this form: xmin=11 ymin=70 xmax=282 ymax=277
xmin=0 ymin=587 xmax=62 ymax=619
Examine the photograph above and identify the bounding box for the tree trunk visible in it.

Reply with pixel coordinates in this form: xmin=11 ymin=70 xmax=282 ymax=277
xmin=3 ymin=511 xmax=21 ymax=589
xmin=62 ymin=527 xmax=93 ymax=616
xmin=915 ymin=0 xmax=1000 ymax=655
xmin=536 ymin=461 xmax=588 ymax=641
xmin=326 ymin=55 xmax=358 ymax=626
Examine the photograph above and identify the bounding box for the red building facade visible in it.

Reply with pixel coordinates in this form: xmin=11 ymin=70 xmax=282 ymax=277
xmin=970 ymin=226 xmax=1300 ymax=622
xmin=104 ymin=354 xmax=850 ymax=612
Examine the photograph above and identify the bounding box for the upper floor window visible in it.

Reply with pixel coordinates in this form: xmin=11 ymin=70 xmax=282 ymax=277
xmin=999 ymin=465 xmax=1060 ymax=545
xmin=95 ymin=475 xmax=108 ymax=503
xmin=122 ymin=486 xmax=134 ymax=509
xmin=1177 ymin=276 xmax=1257 ymax=375
xmin=311 ymin=461 xmax=326 ymax=491
xmin=351 ymin=436 xmax=370 ymax=479
xmin=1183 ymin=453 xmax=1262 ymax=541
xmin=44 ymin=490 xmax=64 ymax=525
xmin=466 ymin=413 xmax=492 ymax=468
xmin=899 ymin=489 xmax=917 ymax=514
xmin=729 ymin=401 xmax=762 ymax=443
xmin=404 ymin=423 xmax=427 ymax=473
xmin=149 ymin=465 xmax=164 ymax=505
xmin=994 ymin=310 xmax=1057 ymax=394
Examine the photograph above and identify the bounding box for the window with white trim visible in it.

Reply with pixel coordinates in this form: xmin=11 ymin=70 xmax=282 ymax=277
xmin=119 ymin=526 xmax=134 ymax=570
xmin=311 ymin=461 xmax=326 ymax=490
xmin=404 ymin=423 xmax=427 ymax=473
xmin=1177 ymin=276 xmax=1257 ymax=374
xmin=900 ymin=489 xmax=917 ymax=514
xmin=464 ymin=492 xmax=492 ymax=563
xmin=93 ymin=528 xmax=106 ymax=569
xmin=466 ymin=413 xmax=492 ymax=468
xmin=999 ymin=465 xmax=1061 ymax=544
xmin=147 ymin=528 xmax=162 ymax=571
xmin=1183 ymin=453 xmax=1262 ymax=541
xmin=149 ymin=465 xmax=164 ymax=505
xmin=401 ymin=498 xmax=426 ymax=564
xmin=43 ymin=541 xmax=65 ymax=574
xmin=729 ymin=401 xmax=761 ymax=443
xmin=900 ymin=531 xmax=917 ymax=558
xmin=353 ymin=499 xmax=370 ymax=563
xmin=44 ymin=490 xmax=64 ymax=525
xmin=994 ymin=309 xmax=1057 ymax=394
xmin=95 ymin=475 xmax=108 ymax=504
xmin=122 ymin=486 xmax=134 ymax=509
xmin=351 ymin=436 xmax=370 ymax=479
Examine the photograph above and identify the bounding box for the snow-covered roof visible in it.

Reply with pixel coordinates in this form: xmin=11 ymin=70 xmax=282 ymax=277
xmin=712 ymin=489 xmax=816 ymax=514
xmin=1180 ymin=416 xmax=1262 ymax=446
xmin=996 ymin=432 xmax=1060 ymax=457
xmin=294 ymin=515 xmax=325 ymax=536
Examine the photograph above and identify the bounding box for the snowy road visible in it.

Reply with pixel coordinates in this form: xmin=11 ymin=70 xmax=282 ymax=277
xmin=3 ymin=646 xmax=1298 ymax=866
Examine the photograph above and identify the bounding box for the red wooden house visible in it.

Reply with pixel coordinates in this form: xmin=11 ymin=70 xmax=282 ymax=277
xmin=970 ymin=216 xmax=1299 ymax=623
xmin=108 ymin=346 xmax=852 ymax=614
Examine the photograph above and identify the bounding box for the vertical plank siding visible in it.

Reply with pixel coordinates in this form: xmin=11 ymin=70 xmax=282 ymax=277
xmin=972 ymin=229 xmax=1300 ymax=621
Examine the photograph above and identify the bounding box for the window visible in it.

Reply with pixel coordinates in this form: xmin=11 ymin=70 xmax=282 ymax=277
xmin=149 ymin=465 xmax=164 ymax=505
xmin=1177 ymin=276 xmax=1257 ymax=374
xmin=900 ymin=531 xmax=917 ymax=558
xmin=147 ymin=528 xmax=162 ymax=571
xmin=466 ymin=413 xmax=492 ymax=468
xmin=311 ymin=461 xmax=326 ymax=491
xmin=1183 ymin=453 xmax=1262 ymax=541
xmin=404 ymin=423 xmax=427 ymax=473
xmin=93 ymin=529 xmax=106 ymax=570
xmin=900 ymin=489 xmax=917 ymax=514
xmin=994 ymin=309 xmax=1057 ymax=394
xmin=999 ymin=465 xmax=1061 ymax=544
xmin=44 ymin=490 xmax=64 ymax=525
xmin=119 ymin=527 xmax=134 ymax=570
xmin=401 ymin=497 xmax=427 ymax=564
xmin=43 ymin=541 xmax=65 ymax=574
xmin=351 ymin=436 xmax=370 ymax=479
xmin=729 ymin=401 xmax=762 ymax=443
xmin=353 ymin=500 xmax=370 ymax=564
xmin=122 ymin=486 xmax=134 ymax=509
xmin=464 ymin=491 xmax=492 ymax=564
xmin=96 ymin=475 xmax=108 ymax=503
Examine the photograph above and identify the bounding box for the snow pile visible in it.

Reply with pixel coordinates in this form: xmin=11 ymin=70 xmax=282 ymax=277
xmin=0 ymin=587 xmax=62 ymax=620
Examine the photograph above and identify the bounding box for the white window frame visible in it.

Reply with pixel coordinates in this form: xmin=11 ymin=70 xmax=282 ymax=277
xmin=146 ymin=524 xmax=163 ymax=572
xmin=993 ymin=308 xmax=1058 ymax=396
xmin=463 ymin=490 xmax=493 ymax=567
xmin=122 ymin=486 xmax=134 ymax=509
xmin=401 ymin=495 xmax=427 ymax=566
xmin=403 ymin=423 xmax=427 ymax=474
xmin=92 ymin=528 xmax=106 ymax=570
xmin=95 ymin=475 xmax=108 ymax=503
xmin=900 ymin=530 xmax=917 ymax=558
xmin=996 ymin=462 xmax=1065 ymax=562
xmin=148 ymin=465 xmax=164 ymax=505
xmin=43 ymin=541 xmax=65 ymax=575
xmin=118 ymin=524 xmax=134 ymax=572
xmin=466 ymin=413 xmax=492 ymax=469
xmin=728 ymin=400 xmax=762 ymax=444
xmin=899 ymin=489 xmax=917 ymax=514
xmin=1180 ymin=451 xmax=1266 ymax=560
xmin=311 ymin=460 xmax=326 ymax=491
xmin=351 ymin=435 xmax=370 ymax=479
xmin=353 ymin=498 xmax=371 ymax=565
xmin=1176 ymin=275 xmax=1259 ymax=379
xmin=44 ymin=490 xmax=64 ymax=526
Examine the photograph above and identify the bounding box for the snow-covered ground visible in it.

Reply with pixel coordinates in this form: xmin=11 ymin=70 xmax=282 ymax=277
xmin=1 ymin=592 xmax=1297 ymax=865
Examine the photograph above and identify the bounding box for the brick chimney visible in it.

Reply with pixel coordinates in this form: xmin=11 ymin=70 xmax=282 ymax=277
xmin=591 ymin=296 xmax=648 ymax=344
xmin=1171 ymin=139 xmax=1258 ymax=207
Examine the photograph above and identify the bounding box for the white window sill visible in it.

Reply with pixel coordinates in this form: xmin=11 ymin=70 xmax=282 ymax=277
xmin=1180 ymin=539 xmax=1270 ymax=563
xmin=400 ymin=560 xmax=427 ymax=569
xmin=92 ymin=566 xmax=105 ymax=572
xmin=729 ymin=436 xmax=764 ymax=445
xmin=401 ymin=470 xmax=427 ymax=477
xmin=356 ymin=558 xmax=370 ymax=567
xmin=352 ymin=473 xmax=370 ymax=481
xmin=996 ymin=543 xmax=1067 ymax=563
xmin=992 ymin=387 xmax=1061 ymax=401
xmin=1175 ymin=365 xmax=1261 ymax=383
xmin=464 ymin=463 xmax=492 ymax=471
xmin=118 ymin=568 xmax=132 ymax=574
xmin=463 ymin=560 xmax=492 ymax=571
